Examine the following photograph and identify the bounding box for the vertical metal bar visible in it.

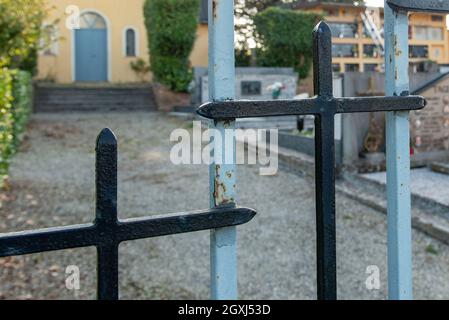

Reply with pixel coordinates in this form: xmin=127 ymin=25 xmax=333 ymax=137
xmin=208 ymin=0 xmax=238 ymax=300
xmin=384 ymin=1 xmax=413 ymax=300
xmin=313 ymin=22 xmax=337 ymax=300
xmin=95 ymin=128 xmax=119 ymax=300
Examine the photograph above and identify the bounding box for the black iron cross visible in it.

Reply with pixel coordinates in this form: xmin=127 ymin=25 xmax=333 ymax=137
xmin=197 ymin=21 xmax=426 ymax=300
xmin=0 ymin=128 xmax=256 ymax=300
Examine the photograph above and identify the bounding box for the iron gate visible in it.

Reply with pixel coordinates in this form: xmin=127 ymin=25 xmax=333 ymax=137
xmin=198 ymin=21 xmax=425 ymax=300
xmin=0 ymin=0 xmax=448 ymax=301
xmin=0 ymin=128 xmax=256 ymax=300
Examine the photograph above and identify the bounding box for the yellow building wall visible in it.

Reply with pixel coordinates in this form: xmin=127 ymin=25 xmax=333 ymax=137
xmin=37 ymin=0 xmax=209 ymax=83
xmin=190 ymin=24 xmax=209 ymax=68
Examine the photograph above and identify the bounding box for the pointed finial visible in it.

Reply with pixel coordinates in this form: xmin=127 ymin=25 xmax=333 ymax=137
xmin=312 ymin=21 xmax=333 ymax=98
xmin=313 ymin=21 xmax=331 ymax=37
xmin=97 ymin=128 xmax=117 ymax=146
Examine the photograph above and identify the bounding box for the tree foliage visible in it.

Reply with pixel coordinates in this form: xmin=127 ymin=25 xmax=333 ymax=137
xmin=235 ymin=0 xmax=287 ymax=50
xmin=235 ymin=0 xmax=359 ymax=50
xmin=0 ymin=0 xmax=50 ymax=73
xmin=253 ymin=7 xmax=322 ymax=79
xmin=144 ymin=0 xmax=200 ymax=92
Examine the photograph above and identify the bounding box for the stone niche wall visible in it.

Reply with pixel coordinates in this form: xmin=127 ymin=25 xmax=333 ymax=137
xmin=411 ymin=76 xmax=449 ymax=154
xmin=194 ymin=67 xmax=298 ymax=105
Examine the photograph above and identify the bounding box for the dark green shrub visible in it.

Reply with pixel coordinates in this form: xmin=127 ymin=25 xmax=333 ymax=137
xmin=235 ymin=48 xmax=252 ymax=67
xmin=0 ymin=68 xmax=14 ymax=182
xmin=0 ymin=68 xmax=32 ymax=185
xmin=253 ymin=7 xmax=322 ymax=79
xmin=144 ymin=0 xmax=200 ymax=92
xmin=11 ymin=70 xmax=32 ymax=147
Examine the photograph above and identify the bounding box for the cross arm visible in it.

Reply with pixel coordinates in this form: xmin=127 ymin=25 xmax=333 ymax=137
xmin=0 ymin=207 xmax=256 ymax=258
xmin=336 ymin=95 xmax=426 ymax=114
xmin=197 ymin=98 xmax=318 ymax=120
xmin=387 ymin=0 xmax=449 ymax=13
xmin=117 ymin=207 xmax=256 ymax=242
xmin=197 ymin=95 xmax=426 ymax=120
xmin=0 ymin=223 xmax=97 ymax=258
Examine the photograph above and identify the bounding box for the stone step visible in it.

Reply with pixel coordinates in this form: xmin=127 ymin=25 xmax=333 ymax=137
xmin=430 ymin=162 xmax=449 ymax=175
xmin=34 ymin=84 xmax=157 ymax=112
xmin=241 ymin=135 xmax=449 ymax=245
xmin=337 ymin=178 xmax=449 ymax=246
xmin=345 ymin=171 xmax=449 ymax=219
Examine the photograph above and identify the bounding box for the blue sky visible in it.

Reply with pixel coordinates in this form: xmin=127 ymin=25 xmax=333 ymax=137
xmin=364 ymin=0 xmax=383 ymax=7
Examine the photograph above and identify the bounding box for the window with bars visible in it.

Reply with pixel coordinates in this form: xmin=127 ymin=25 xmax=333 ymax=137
xmin=328 ymin=22 xmax=358 ymax=38
xmin=345 ymin=63 xmax=360 ymax=72
xmin=409 ymin=45 xmax=429 ymax=58
xmin=414 ymin=26 xmax=443 ymax=41
xmin=125 ymin=29 xmax=137 ymax=57
xmin=80 ymin=12 xmax=107 ymax=29
xmin=332 ymin=44 xmax=358 ymax=58
xmin=364 ymin=63 xmax=378 ymax=72
xmin=363 ymin=44 xmax=381 ymax=58
xmin=42 ymin=25 xmax=58 ymax=56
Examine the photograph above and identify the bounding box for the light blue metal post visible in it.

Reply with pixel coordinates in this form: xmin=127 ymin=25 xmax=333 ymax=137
xmin=208 ymin=0 xmax=238 ymax=300
xmin=384 ymin=1 xmax=413 ymax=300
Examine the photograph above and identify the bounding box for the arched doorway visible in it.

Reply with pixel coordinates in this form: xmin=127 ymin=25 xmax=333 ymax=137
xmin=74 ymin=12 xmax=108 ymax=82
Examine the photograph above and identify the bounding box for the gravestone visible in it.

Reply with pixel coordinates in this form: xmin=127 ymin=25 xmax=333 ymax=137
xmin=194 ymin=67 xmax=298 ymax=104
xmin=192 ymin=67 xmax=299 ymax=129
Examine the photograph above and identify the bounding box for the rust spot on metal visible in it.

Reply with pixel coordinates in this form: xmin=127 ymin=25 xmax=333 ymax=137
xmin=212 ymin=0 xmax=217 ymax=19
xmin=223 ymin=119 xmax=233 ymax=128
xmin=213 ymin=165 xmax=234 ymax=206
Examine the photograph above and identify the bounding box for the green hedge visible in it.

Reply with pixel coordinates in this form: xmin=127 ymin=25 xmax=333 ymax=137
xmin=0 ymin=68 xmax=32 ymax=185
xmin=254 ymin=7 xmax=322 ymax=79
xmin=144 ymin=0 xmax=200 ymax=92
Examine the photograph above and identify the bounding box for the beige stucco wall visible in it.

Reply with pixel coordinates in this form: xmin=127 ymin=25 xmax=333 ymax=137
xmin=37 ymin=0 xmax=209 ymax=83
xmin=190 ymin=24 xmax=209 ymax=68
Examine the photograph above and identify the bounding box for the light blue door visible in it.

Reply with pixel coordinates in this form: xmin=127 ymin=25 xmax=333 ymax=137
xmin=75 ymin=29 xmax=108 ymax=82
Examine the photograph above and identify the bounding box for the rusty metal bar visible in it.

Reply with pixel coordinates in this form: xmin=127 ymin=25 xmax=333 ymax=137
xmin=207 ymin=0 xmax=239 ymax=300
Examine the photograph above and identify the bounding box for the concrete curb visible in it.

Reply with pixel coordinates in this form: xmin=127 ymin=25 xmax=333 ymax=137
xmin=337 ymin=184 xmax=449 ymax=246
xmin=242 ymin=136 xmax=449 ymax=245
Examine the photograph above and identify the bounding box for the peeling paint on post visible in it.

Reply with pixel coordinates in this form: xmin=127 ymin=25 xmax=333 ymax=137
xmin=384 ymin=1 xmax=413 ymax=300
xmin=208 ymin=0 xmax=238 ymax=300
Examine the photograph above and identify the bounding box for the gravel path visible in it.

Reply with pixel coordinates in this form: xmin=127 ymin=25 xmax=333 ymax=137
xmin=1 ymin=111 xmax=449 ymax=300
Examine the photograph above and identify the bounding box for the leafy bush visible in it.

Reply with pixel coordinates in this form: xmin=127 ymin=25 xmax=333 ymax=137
xmin=0 ymin=68 xmax=14 ymax=182
xmin=11 ymin=71 xmax=33 ymax=147
xmin=144 ymin=0 xmax=200 ymax=92
xmin=235 ymin=48 xmax=252 ymax=67
xmin=0 ymin=68 xmax=32 ymax=185
xmin=130 ymin=58 xmax=151 ymax=82
xmin=253 ymin=7 xmax=322 ymax=79
xmin=0 ymin=0 xmax=49 ymax=73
